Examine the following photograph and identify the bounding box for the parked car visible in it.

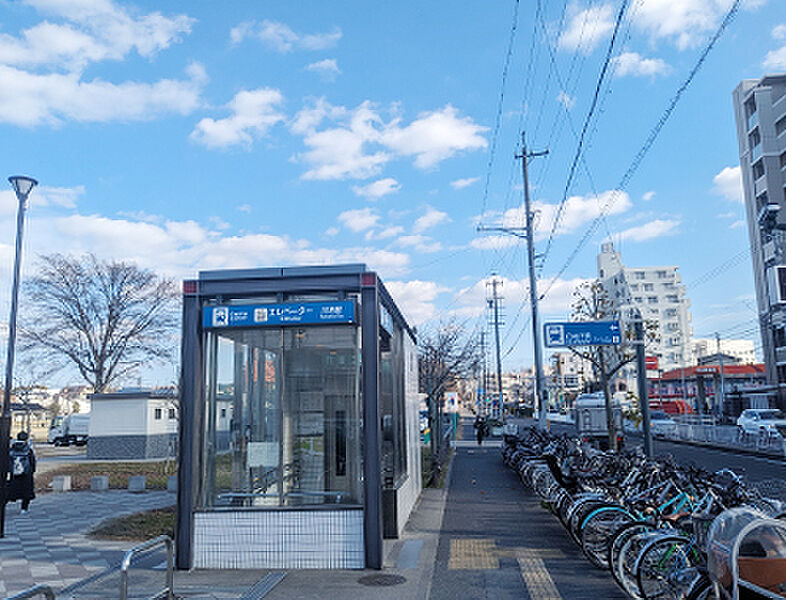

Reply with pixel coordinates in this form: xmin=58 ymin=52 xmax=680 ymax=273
xmin=736 ymin=409 xmax=786 ymax=438
xmin=648 ymin=410 xmax=676 ymax=439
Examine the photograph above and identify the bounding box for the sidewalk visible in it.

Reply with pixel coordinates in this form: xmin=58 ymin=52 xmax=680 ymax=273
xmin=3 ymin=421 xmax=626 ymax=599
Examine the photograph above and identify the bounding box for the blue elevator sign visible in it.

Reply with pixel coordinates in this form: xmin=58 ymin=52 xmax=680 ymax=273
xmin=203 ymin=301 xmax=355 ymax=328
xmin=543 ymin=320 xmax=621 ymax=347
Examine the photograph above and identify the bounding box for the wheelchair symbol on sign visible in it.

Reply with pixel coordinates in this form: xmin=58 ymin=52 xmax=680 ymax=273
xmin=545 ymin=324 xmax=565 ymax=347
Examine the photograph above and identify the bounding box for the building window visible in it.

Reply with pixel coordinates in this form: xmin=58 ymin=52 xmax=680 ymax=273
xmin=775 ymin=327 xmax=786 ymax=348
xmin=778 ymin=364 xmax=786 ymax=384
xmin=780 ymin=151 xmax=786 ymax=170
xmin=776 ymin=115 xmax=786 ymax=137
xmin=749 ymin=127 xmax=761 ymax=149
xmin=169 ymin=408 xmax=176 ymax=419
xmin=666 ymin=294 xmax=679 ymax=303
xmin=634 ymin=296 xmax=643 ymax=303
xmin=753 ymin=160 xmax=765 ymax=180
xmin=630 ymin=284 xmax=639 ymax=291
xmin=634 ymin=271 xmax=645 ymax=280
xmin=648 ymin=296 xmax=658 ymax=304
xmin=644 ymin=283 xmax=654 ymax=291
xmin=656 ymin=270 xmax=668 ymax=279
xmin=154 ymin=408 xmax=162 ymax=420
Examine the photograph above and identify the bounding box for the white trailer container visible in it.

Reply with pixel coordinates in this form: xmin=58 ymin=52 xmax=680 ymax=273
xmin=573 ymin=392 xmax=624 ymax=449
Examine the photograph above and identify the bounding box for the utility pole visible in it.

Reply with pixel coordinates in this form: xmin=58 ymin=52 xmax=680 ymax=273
xmin=488 ymin=276 xmax=505 ymax=422
xmin=516 ymin=132 xmax=549 ymax=430
xmin=716 ymin=332 xmax=725 ymax=421
xmin=479 ymin=330 xmax=487 ymax=416
xmin=635 ymin=312 xmax=653 ymax=458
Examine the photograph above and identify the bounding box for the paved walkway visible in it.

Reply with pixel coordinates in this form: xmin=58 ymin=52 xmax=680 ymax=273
xmin=0 ymin=490 xmax=174 ymax=597
xmin=2 ymin=422 xmax=630 ymax=599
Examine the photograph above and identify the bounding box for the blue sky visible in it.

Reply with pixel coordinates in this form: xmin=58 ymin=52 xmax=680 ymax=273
xmin=0 ymin=0 xmax=783 ymax=386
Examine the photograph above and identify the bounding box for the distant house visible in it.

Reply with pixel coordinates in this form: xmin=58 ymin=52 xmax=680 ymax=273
xmin=87 ymin=388 xmax=178 ymax=459
xmin=52 ymin=385 xmax=93 ymax=414
xmin=10 ymin=402 xmax=48 ymax=441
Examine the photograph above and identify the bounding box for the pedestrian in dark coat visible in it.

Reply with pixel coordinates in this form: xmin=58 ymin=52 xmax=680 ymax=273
xmin=7 ymin=431 xmax=35 ymax=512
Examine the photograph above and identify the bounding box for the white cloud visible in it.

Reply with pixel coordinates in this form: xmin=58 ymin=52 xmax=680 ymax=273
xmin=230 ymin=20 xmax=341 ymax=52
xmin=612 ymin=52 xmax=670 ymax=77
xmin=557 ymin=90 xmax=576 ymax=109
xmin=190 ymin=88 xmax=284 ymax=150
xmin=493 ymin=189 xmax=632 ymax=240
xmin=377 ymin=225 xmax=404 ymax=239
xmin=2 ymin=1 xmax=194 ymax=71
xmin=385 ymin=280 xmax=449 ymax=325
xmin=381 ymin=105 xmax=488 ymax=169
xmin=338 ymin=207 xmax=379 ymax=232
xmin=632 ymin=0 xmax=751 ymax=50
xmin=290 ymin=100 xmax=486 ymax=180
xmin=713 ymin=165 xmax=743 ymax=203
xmin=450 ymin=177 xmax=479 ymax=189
xmin=0 ymin=61 xmax=205 ymax=127
xmin=642 ymin=191 xmax=656 ymax=202
xmin=325 ymin=227 xmax=339 ymax=236
xmin=470 ymin=235 xmax=518 ymax=251
xmin=396 ymin=234 xmax=442 ymax=253
xmin=764 ymin=44 xmax=786 ymax=70
xmin=558 ymin=3 xmax=615 ymax=54
xmin=352 ymin=178 xmax=401 ymax=199
xmin=452 ymin=275 xmax=588 ymax=319
xmin=306 ymin=58 xmax=341 ymax=81
xmin=729 ymin=220 xmax=746 ymax=229
xmin=616 ymin=218 xmax=680 ymax=242
xmin=237 ymin=204 xmax=252 ymax=213
xmin=413 ymin=206 xmax=450 ymax=233
xmin=774 ymin=24 xmax=786 ymax=41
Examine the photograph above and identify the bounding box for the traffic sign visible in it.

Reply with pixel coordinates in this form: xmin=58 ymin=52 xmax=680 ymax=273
xmin=645 ymin=355 xmax=659 ymax=371
xmin=543 ymin=320 xmax=622 ymax=347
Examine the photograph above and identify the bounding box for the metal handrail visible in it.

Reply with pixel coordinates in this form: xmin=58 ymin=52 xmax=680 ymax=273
xmin=5 ymin=584 xmax=55 ymax=600
xmin=119 ymin=535 xmax=174 ymax=600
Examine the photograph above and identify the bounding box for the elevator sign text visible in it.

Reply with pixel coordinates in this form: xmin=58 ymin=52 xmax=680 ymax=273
xmin=203 ymin=301 xmax=355 ymax=328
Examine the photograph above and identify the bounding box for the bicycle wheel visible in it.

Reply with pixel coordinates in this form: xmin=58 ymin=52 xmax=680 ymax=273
xmin=581 ymin=506 xmax=636 ymax=569
xmin=618 ymin=529 xmax=664 ymax=599
xmin=569 ymin=500 xmax=612 ymax=545
xmin=684 ymin=573 xmax=712 ymax=600
xmin=635 ymin=535 xmax=702 ymax=600
xmin=608 ymin=521 xmax=659 ymax=594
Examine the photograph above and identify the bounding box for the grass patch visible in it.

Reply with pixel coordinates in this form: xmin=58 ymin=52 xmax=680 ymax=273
xmin=421 ymin=445 xmax=454 ymax=489
xmin=36 ymin=461 xmax=176 ymax=492
xmin=88 ymin=505 xmax=176 ymax=542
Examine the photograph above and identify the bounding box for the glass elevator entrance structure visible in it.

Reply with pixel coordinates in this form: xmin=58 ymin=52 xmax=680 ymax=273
xmin=176 ymin=265 xmax=420 ymax=570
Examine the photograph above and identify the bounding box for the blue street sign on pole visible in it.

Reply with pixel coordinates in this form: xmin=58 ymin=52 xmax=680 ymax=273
xmin=543 ymin=320 xmax=621 ymax=347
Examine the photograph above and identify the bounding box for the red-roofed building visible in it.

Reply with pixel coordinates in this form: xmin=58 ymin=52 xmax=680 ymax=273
xmin=648 ymin=363 xmax=769 ymax=417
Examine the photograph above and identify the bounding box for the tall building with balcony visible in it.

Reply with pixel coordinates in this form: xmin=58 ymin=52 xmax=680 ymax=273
xmin=597 ymin=242 xmax=693 ymax=373
xmin=732 ymin=75 xmax=786 ymax=401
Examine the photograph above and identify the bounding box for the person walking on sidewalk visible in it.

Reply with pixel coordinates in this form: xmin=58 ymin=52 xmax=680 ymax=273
xmin=474 ymin=415 xmax=487 ymax=445
xmin=7 ymin=431 xmax=35 ymax=513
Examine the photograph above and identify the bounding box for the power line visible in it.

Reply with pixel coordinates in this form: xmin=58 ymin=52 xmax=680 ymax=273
xmin=541 ymin=0 xmax=631 ymax=267
xmin=540 ymin=0 xmax=743 ymax=302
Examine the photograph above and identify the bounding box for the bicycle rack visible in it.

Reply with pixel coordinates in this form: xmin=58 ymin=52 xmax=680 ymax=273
xmin=5 ymin=585 xmax=55 ymax=600
xmin=119 ymin=535 xmax=174 ymax=600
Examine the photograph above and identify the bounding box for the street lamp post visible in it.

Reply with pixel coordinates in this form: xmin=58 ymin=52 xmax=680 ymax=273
xmin=0 ymin=175 xmax=38 ymax=538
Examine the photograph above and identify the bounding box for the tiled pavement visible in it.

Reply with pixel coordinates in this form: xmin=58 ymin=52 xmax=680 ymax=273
xmin=0 ymin=490 xmax=174 ymax=597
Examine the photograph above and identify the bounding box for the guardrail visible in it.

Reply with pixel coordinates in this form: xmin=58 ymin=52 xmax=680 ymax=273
xmin=5 ymin=585 xmax=55 ymax=600
xmin=119 ymin=535 xmax=174 ymax=600
xmin=670 ymin=423 xmax=786 ymax=456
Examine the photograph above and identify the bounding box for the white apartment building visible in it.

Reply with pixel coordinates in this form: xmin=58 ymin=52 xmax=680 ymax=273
xmin=550 ymin=351 xmax=594 ymax=392
xmin=692 ymin=338 xmax=757 ymax=365
xmin=597 ymin=242 xmax=693 ymax=372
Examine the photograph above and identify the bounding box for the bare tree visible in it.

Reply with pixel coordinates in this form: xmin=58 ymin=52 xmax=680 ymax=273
xmin=21 ymin=254 xmax=179 ymax=392
xmin=569 ymin=280 xmax=658 ymax=450
xmin=418 ymin=319 xmax=481 ymax=481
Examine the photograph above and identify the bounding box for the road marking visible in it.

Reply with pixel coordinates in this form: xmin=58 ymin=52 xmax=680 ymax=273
xmin=517 ymin=548 xmax=562 ymax=600
xmin=448 ymin=538 xmax=499 ymax=570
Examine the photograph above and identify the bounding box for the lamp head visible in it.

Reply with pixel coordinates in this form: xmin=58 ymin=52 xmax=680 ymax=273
xmin=8 ymin=176 xmax=38 ymax=200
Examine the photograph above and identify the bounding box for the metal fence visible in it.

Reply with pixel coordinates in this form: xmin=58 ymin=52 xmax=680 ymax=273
xmin=667 ymin=422 xmax=786 ymax=456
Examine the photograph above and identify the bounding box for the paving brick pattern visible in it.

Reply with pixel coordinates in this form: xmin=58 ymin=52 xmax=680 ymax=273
xmin=0 ymin=490 xmax=174 ymax=597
